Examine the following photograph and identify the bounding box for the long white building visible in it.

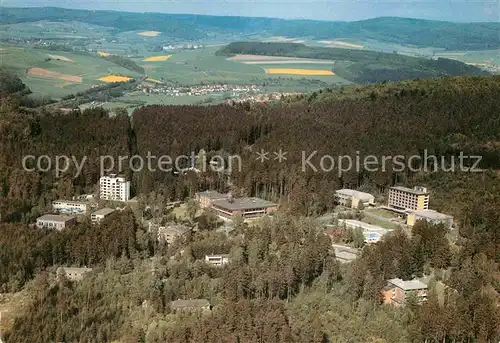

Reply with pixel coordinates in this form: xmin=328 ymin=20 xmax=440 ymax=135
xmin=52 ymin=200 xmax=88 ymax=215
xmin=99 ymin=174 xmax=130 ymax=202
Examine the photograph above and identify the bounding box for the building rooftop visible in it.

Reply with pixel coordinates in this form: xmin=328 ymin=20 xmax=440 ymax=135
xmin=409 ymin=210 xmax=453 ymax=220
xmin=196 ymin=190 xmax=227 ymax=199
xmin=53 ymin=200 xmax=87 ymax=205
xmin=390 ymin=186 xmax=428 ymax=195
xmin=212 ymin=197 xmax=277 ymax=211
xmin=205 ymin=254 xmax=230 ymax=258
xmin=61 ymin=267 xmax=93 ymax=274
xmin=171 ymin=299 xmax=210 ymax=309
xmin=101 ymin=174 xmax=127 ymax=180
xmin=92 ymin=208 xmax=115 ymax=216
xmin=336 ymin=189 xmax=374 ymax=201
xmin=388 ymin=278 xmax=428 ymax=291
xmin=37 ymin=214 xmax=76 ymax=222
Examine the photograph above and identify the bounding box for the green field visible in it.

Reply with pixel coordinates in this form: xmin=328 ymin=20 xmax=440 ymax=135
xmin=434 ymin=50 xmax=500 ymax=64
xmin=0 ymin=46 xmax=140 ymax=98
xmin=1 ymin=44 xmax=350 ymax=101
xmin=256 ymin=63 xmax=351 ymax=84
xmin=135 ymin=47 xmax=352 ymax=86
xmin=135 ymin=48 xmax=264 ymax=85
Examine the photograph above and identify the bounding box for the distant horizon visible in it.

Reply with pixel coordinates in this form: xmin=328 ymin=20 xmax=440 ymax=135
xmin=3 ymin=5 xmax=499 ymax=24
xmin=2 ymin=0 xmax=499 ymax=23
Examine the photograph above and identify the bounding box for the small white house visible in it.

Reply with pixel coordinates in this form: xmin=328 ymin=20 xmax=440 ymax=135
xmin=204 ymin=254 xmax=230 ymax=266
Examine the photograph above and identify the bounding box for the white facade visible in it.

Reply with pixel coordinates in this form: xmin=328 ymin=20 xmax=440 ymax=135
xmin=99 ymin=174 xmax=130 ymax=201
xmin=204 ymin=254 xmax=230 ymax=266
xmin=91 ymin=208 xmax=115 ymax=225
xmin=36 ymin=215 xmax=76 ymax=231
xmin=52 ymin=200 xmax=88 ymax=214
xmin=335 ymin=189 xmax=375 ymax=208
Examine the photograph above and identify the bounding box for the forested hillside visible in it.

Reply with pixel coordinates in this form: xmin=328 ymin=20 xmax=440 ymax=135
xmin=218 ymin=42 xmax=488 ymax=83
xmin=0 ymin=75 xmax=499 ymax=342
xmin=2 ymin=7 xmax=500 ymax=50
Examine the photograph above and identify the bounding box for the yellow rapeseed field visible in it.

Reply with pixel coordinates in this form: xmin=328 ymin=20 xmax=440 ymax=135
xmin=98 ymin=75 xmax=132 ymax=83
xmin=265 ymin=68 xmax=335 ymax=76
xmin=143 ymin=55 xmax=171 ymax=62
xmin=97 ymin=51 xmax=111 ymax=57
xmin=138 ymin=31 xmax=161 ymax=37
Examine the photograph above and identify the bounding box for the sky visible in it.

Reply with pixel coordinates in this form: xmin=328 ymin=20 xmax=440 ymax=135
xmin=3 ymin=0 xmax=499 ymax=22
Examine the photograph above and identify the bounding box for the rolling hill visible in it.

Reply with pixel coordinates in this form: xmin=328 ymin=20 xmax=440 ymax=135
xmin=2 ymin=7 xmax=500 ymax=50
xmin=218 ymin=42 xmax=489 ymax=83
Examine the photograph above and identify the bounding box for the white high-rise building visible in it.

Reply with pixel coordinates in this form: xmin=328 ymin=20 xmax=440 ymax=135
xmin=99 ymin=174 xmax=130 ymax=202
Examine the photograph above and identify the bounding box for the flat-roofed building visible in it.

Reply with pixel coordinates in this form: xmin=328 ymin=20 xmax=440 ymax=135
xmin=170 ymin=299 xmax=211 ymax=312
xmin=99 ymin=174 xmax=130 ymax=202
xmin=58 ymin=267 xmax=93 ymax=281
xmin=383 ymin=278 xmax=428 ymax=306
xmin=335 ymin=189 xmax=375 ymax=208
xmin=195 ymin=190 xmax=227 ymax=208
xmin=73 ymin=194 xmax=95 ymax=201
xmin=211 ymin=197 xmax=277 ymax=221
xmin=406 ymin=210 xmax=453 ymax=229
xmin=36 ymin=214 xmax=76 ymax=231
xmin=158 ymin=224 xmax=190 ymax=244
xmin=205 ymin=254 xmax=230 ymax=266
xmin=388 ymin=186 xmax=429 ymax=211
xmin=52 ymin=200 xmax=88 ymax=215
xmin=91 ymin=208 xmax=115 ymax=225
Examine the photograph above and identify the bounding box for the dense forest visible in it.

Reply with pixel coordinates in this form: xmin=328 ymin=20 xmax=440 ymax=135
xmin=0 ymin=74 xmax=499 ymax=342
xmin=218 ymin=42 xmax=488 ymax=83
xmin=2 ymin=7 xmax=500 ymax=50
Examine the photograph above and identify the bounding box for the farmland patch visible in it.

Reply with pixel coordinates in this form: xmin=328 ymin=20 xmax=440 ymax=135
xmin=47 ymin=54 xmax=74 ymax=62
xmin=98 ymin=75 xmax=133 ymax=82
xmin=265 ymin=68 xmax=335 ymax=76
xmin=143 ymin=55 xmax=171 ymax=62
xmin=27 ymin=67 xmax=82 ymax=82
xmin=318 ymin=40 xmax=364 ymax=49
xmin=138 ymin=31 xmax=161 ymax=37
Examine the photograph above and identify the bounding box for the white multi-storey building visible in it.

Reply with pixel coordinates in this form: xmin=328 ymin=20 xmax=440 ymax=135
xmin=99 ymin=174 xmax=130 ymax=202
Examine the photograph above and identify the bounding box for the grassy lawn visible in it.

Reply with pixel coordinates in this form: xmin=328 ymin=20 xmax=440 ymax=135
xmin=171 ymin=203 xmax=203 ymax=221
xmin=361 ymin=215 xmax=402 ymax=230
xmin=365 ymin=208 xmax=400 ymax=219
